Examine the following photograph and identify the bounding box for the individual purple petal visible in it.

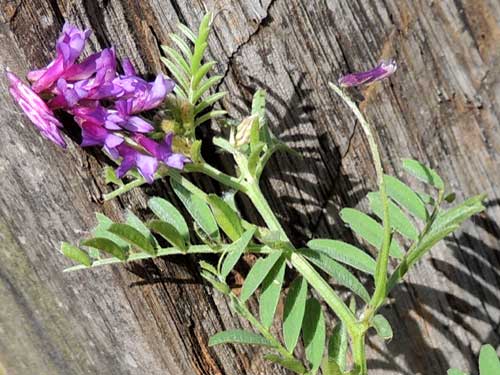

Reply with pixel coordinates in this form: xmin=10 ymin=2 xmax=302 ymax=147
xmin=121 ymin=58 xmax=137 ymax=76
xmin=114 ymin=144 xmax=158 ymax=183
xmin=123 ymin=116 xmax=154 ymax=133
xmin=62 ymin=48 xmax=116 ymax=82
xmin=80 ymin=121 xmax=124 ymax=148
xmin=6 ymin=70 xmax=66 ymax=148
xmin=134 ymin=133 xmax=189 ymax=170
xmin=135 ymin=153 xmax=158 ymax=183
xmin=56 ymin=23 xmax=91 ymax=63
xmin=165 ymin=153 xmax=190 ymax=170
xmin=30 ymin=24 xmax=91 ymax=93
xmin=338 ymin=59 xmax=397 ymax=87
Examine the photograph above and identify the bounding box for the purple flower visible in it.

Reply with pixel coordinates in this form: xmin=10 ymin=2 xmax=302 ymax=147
xmin=114 ymin=74 xmax=174 ymax=113
xmin=113 ymin=144 xmax=158 ymax=183
xmin=135 ymin=133 xmax=190 ymax=170
xmin=6 ymin=70 xmax=66 ymax=148
xmin=28 ymin=23 xmax=91 ymax=93
xmin=121 ymin=58 xmax=137 ymax=77
xmin=338 ymin=60 xmax=397 ymax=87
xmin=80 ymin=121 xmax=124 ymax=148
xmin=62 ymin=48 xmax=117 ymax=82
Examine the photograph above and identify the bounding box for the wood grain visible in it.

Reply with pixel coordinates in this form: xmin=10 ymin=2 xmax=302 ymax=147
xmin=0 ymin=1 xmax=499 ymax=374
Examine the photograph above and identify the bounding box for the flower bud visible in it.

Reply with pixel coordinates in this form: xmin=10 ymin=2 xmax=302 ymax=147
xmin=232 ymin=115 xmax=258 ymax=147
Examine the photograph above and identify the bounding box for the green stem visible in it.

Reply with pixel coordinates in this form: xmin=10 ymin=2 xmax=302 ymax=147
xmin=351 ymin=332 xmax=367 ymax=375
xmin=245 ymin=181 xmax=359 ymax=332
xmin=231 ymin=295 xmax=298 ymax=362
xmin=329 ymin=83 xmax=391 ymax=311
xmin=103 ymin=177 xmax=147 ymax=201
xmin=185 ymin=162 xmax=245 ymax=192
xmin=65 ymin=243 xmax=272 ymax=272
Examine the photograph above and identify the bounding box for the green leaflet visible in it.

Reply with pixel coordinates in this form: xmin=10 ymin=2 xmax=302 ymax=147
xmin=368 ymin=192 xmax=419 ymax=240
xmin=302 ymin=298 xmax=326 ymax=372
xmin=107 ymin=223 xmax=156 ymax=255
xmin=207 ymin=194 xmax=244 ymax=241
xmin=125 ymin=210 xmax=158 ymax=248
xmin=82 ymin=237 xmax=128 ymax=261
xmin=92 ymin=213 xmax=128 ymax=250
xmin=299 ymin=248 xmax=370 ymax=302
xmin=325 ymin=321 xmax=348 ymax=373
xmin=479 ymin=344 xmax=500 ymax=375
xmin=240 ymin=251 xmax=282 ymax=302
xmin=403 ymin=158 xmax=444 ymax=190
xmin=61 ymin=243 xmax=92 ymax=267
xmin=340 ymin=208 xmax=404 ymax=259
xmin=259 ymin=256 xmax=286 ymax=328
xmin=283 ymin=276 xmax=308 ymax=352
xmin=384 ymin=175 xmax=428 ymax=221
xmin=408 ymin=225 xmax=459 ymax=267
xmin=103 ymin=166 xmax=123 ymax=186
xmin=148 ymin=197 xmax=190 ymax=243
xmin=208 ymin=329 xmax=272 ymax=347
xmin=447 ymin=370 xmax=468 ymax=375
xmin=192 ymin=75 xmax=223 ymax=103
xmin=171 ymin=179 xmax=220 ymax=242
xmin=220 ymin=227 xmax=256 ymax=280
xmin=431 ymin=194 xmax=486 ymax=234
xmin=148 ymin=220 xmax=187 ymax=252
xmin=251 ymin=89 xmax=267 ymax=128
xmin=372 ymin=314 xmax=393 ymax=341
xmin=195 ymin=92 xmax=227 ymax=115
xmin=264 ymin=354 xmax=307 ymax=374
xmin=307 ymin=239 xmax=376 ymax=275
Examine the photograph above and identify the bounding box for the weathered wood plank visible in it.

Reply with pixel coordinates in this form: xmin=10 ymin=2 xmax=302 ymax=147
xmin=0 ymin=1 xmax=499 ymax=374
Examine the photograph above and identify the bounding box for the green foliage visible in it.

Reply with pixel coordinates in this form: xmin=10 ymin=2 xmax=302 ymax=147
xmin=207 ymin=194 xmax=244 ymax=241
xmin=264 ymin=354 xmax=307 ymax=374
xmin=219 ymin=227 xmax=256 ymax=280
xmin=283 ymin=277 xmax=308 ymax=352
xmin=323 ymin=321 xmax=348 ymax=374
xmin=299 ymin=248 xmax=370 ymax=302
xmin=307 ymin=239 xmax=376 ymax=275
xmin=479 ymin=344 xmax=500 ymax=375
xmin=148 ymin=197 xmax=190 ymax=242
xmin=170 ymin=178 xmax=220 ymax=242
xmin=148 ymin=220 xmax=187 ymax=252
xmin=384 ymin=174 xmax=428 ymax=221
xmin=402 ymin=158 xmax=444 ymax=190
xmin=302 ymin=298 xmax=326 ymax=372
xmin=240 ymin=251 xmax=282 ymax=302
xmin=448 ymin=344 xmax=500 ymax=375
xmin=371 ymin=314 xmax=393 ymax=341
xmin=340 ymin=207 xmax=404 ymax=259
xmin=208 ymin=329 xmax=272 ymax=347
xmin=259 ymin=256 xmax=286 ymax=328
xmin=161 ymin=12 xmax=226 ymax=133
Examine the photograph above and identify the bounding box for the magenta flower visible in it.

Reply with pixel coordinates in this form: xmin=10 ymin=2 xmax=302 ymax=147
xmin=7 ymin=70 xmax=66 ymax=147
xmin=135 ymin=133 xmax=190 ymax=170
xmin=339 ymin=60 xmax=397 ymax=87
xmin=113 ymin=144 xmax=159 ymax=183
xmin=28 ymin=23 xmax=91 ymax=93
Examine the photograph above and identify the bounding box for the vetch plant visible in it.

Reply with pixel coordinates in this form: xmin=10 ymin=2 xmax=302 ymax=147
xmin=7 ymin=13 xmax=487 ymax=375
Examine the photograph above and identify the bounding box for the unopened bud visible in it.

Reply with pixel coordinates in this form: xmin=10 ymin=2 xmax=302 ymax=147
xmin=232 ymin=115 xmax=258 ymax=147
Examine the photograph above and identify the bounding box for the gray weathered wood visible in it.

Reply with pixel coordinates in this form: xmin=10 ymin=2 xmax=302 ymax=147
xmin=0 ymin=1 xmax=499 ymax=374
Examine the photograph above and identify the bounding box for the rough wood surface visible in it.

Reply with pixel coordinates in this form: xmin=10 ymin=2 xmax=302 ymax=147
xmin=1 ymin=1 xmax=499 ymax=374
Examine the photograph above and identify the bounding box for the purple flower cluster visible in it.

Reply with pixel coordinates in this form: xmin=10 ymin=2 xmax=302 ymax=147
xmin=339 ymin=59 xmax=397 ymax=87
xmin=7 ymin=23 xmax=189 ymax=183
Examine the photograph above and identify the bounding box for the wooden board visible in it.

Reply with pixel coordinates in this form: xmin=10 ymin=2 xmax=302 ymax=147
xmin=0 ymin=1 xmax=499 ymax=374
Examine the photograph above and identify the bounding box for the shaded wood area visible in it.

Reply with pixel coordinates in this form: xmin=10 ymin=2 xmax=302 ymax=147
xmin=0 ymin=0 xmax=499 ymax=374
